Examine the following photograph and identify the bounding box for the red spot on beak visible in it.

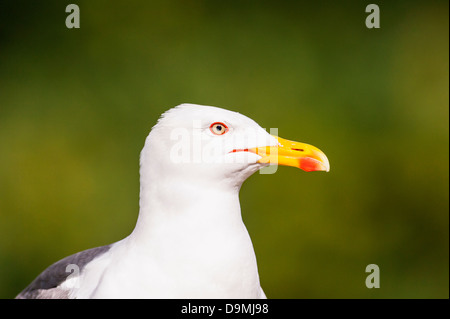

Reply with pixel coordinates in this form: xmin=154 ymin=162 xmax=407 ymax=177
xmin=299 ymin=157 xmax=322 ymax=172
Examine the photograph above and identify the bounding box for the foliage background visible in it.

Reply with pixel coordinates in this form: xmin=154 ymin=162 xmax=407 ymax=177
xmin=0 ymin=0 xmax=448 ymax=298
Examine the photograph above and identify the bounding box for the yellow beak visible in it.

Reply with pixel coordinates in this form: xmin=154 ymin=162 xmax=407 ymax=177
xmin=249 ymin=136 xmax=330 ymax=172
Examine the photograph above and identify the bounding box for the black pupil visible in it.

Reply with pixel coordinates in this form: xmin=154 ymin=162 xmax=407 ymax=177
xmin=216 ymin=125 xmax=222 ymax=131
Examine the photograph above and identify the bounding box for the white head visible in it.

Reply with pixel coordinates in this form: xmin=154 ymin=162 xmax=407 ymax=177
xmin=140 ymin=104 xmax=277 ymax=190
xmin=139 ymin=103 xmax=329 ymax=196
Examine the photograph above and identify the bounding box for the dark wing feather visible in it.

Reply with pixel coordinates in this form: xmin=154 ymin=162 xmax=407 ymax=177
xmin=16 ymin=245 xmax=111 ymax=299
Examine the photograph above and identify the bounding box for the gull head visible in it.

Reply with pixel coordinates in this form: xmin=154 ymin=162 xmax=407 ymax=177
xmin=140 ymin=103 xmax=330 ymax=190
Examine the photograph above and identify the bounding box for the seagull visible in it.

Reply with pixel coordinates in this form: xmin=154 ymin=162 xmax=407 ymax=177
xmin=16 ymin=103 xmax=330 ymax=299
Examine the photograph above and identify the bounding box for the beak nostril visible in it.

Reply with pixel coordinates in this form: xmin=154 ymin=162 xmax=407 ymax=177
xmin=292 ymin=148 xmax=304 ymax=152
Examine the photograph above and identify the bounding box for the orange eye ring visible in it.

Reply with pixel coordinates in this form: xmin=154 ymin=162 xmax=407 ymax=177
xmin=209 ymin=122 xmax=229 ymax=135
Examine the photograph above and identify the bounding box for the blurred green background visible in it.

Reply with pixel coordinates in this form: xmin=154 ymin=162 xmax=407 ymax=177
xmin=0 ymin=0 xmax=448 ymax=298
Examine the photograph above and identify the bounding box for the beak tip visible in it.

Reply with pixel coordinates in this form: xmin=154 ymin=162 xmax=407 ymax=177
xmin=298 ymin=154 xmax=330 ymax=172
xmin=318 ymin=151 xmax=330 ymax=172
xmin=323 ymin=158 xmax=330 ymax=173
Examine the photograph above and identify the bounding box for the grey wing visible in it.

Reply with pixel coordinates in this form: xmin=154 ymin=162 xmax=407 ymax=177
xmin=15 ymin=244 xmax=111 ymax=299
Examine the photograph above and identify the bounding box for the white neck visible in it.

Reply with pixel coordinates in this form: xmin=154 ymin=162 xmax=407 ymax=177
xmin=116 ymin=162 xmax=262 ymax=298
xmin=131 ymin=176 xmax=244 ymax=244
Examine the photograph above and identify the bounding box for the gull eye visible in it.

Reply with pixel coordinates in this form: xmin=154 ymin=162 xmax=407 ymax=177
xmin=209 ymin=122 xmax=229 ymax=135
